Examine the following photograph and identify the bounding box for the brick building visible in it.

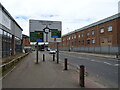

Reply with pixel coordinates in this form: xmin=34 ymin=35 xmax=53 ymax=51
xmin=48 ymin=13 xmax=120 ymax=54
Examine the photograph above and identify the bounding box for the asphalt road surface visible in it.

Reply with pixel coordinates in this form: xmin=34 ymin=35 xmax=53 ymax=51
xmin=58 ymin=51 xmax=119 ymax=88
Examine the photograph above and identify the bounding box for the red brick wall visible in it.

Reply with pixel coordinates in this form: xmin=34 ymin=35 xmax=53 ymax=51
xmin=48 ymin=17 xmax=119 ymax=48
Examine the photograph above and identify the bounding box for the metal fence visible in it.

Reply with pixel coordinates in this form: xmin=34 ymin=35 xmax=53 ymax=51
xmin=0 ymin=53 xmax=29 ymax=73
xmin=59 ymin=45 xmax=120 ymax=55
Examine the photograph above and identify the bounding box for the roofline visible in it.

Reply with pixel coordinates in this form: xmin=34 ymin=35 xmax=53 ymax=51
xmin=29 ymin=19 xmax=62 ymax=23
xmin=62 ymin=13 xmax=120 ymax=37
xmin=0 ymin=3 xmax=23 ymax=31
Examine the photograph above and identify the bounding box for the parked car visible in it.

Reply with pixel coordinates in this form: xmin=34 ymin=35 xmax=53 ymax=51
xmin=49 ymin=50 xmax=56 ymax=54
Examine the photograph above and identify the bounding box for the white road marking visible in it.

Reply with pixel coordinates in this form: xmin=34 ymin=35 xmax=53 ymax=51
xmin=103 ymin=62 xmax=112 ymax=65
xmin=114 ymin=64 xmax=120 ymax=67
xmin=91 ymin=59 xmax=95 ymax=61
xmin=61 ymin=53 xmax=119 ymax=67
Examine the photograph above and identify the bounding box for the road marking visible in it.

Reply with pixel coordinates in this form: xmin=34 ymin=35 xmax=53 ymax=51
xmin=91 ymin=59 xmax=95 ymax=61
xmin=61 ymin=53 xmax=119 ymax=67
xmin=114 ymin=64 xmax=120 ymax=67
xmin=103 ymin=62 xmax=112 ymax=65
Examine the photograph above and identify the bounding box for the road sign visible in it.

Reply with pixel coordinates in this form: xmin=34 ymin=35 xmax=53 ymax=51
xmin=29 ymin=20 xmax=62 ymax=42
xmin=30 ymin=32 xmax=44 ymax=42
xmin=51 ymin=29 xmax=61 ymax=38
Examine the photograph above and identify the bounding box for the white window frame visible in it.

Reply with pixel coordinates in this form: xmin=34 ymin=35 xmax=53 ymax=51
xmin=82 ymin=33 xmax=84 ymax=37
xmin=92 ymin=38 xmax=95 ymax=44
xmin=92 ymin=30 xmax=95 ymax=35
xmin=78 ymin=34 xmax=80 ymax=38
xmin=87 ymin=31 xmax=90 ymax=36
xmin=108 ymin=25 xmax=112 ymax=32
xmin=100 ymin=27 xmax=104 ymax=33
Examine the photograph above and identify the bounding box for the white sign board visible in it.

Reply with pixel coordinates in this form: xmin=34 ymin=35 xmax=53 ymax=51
xmin=29 ymin=20 xmax=62 ymax=42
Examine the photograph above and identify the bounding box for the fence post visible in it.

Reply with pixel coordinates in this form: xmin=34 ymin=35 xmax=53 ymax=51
xmin=64 ymin=58 xmax=68 ymax=70
xmin=43 ymin=54 xmax=45 ymax=62
xmin=80 ymin=65 xmax=85 ymax=87
xmin=53 ymin=54 xmax=55 ymax=61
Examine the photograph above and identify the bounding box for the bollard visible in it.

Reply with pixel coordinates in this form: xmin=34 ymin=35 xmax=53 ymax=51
xmin=80 ymin=65 xmax=85 ymax=87
xmin=116 ymin=53 xmax=119 ymax=58
xmin=64 ymin=58 xmax=68 ymax=70
xmin=43 ymin=54 xmax=45 ymax=62
xmin=53 ymin=54 xmax=55 ymax=61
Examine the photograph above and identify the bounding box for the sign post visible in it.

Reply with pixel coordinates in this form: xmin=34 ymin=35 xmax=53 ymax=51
xmin=36 ymin=42 xmax=38 ymax=64
xmin=57 ymin=42 xmax=59 ymax=64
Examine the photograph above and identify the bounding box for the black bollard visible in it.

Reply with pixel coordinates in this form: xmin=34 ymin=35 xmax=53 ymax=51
xmin=43 ymin=54 xmax=45 ymax=62
xmin=80 ymin=65 xmax=85 ymax=87
xmin=53 ymin=54 xmax=55 ymax=61
xmin=64 ymin=58 xmax=68 ymax=70
xmin=116 ymin=53 xmax=119 ymax=58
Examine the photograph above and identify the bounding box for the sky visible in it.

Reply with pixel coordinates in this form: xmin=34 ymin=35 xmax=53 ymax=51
xmin=1 ymin=0 xmax=119 ymax=36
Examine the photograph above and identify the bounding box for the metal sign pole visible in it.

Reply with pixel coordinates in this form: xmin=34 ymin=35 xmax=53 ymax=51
xmin=36 ymin=42 xmax=38 ymax=64
xmin=46 ymin=32 xmax=48 ymax=42
xmin=57 ymin=42 xmax=59 ymax=64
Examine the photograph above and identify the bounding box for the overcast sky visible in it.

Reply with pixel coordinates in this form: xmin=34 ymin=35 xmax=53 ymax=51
xmin=1 ymin=0 xmax=119 ymax=36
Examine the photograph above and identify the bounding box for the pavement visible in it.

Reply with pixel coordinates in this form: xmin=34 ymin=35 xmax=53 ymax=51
xmin=60 ymin=51 xmax=120 ymax=60
xmin=2 ymin=51 xmax=106 ymax=88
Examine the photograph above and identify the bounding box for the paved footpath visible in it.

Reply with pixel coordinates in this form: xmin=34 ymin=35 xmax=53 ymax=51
xmin=2 ymin=51 xmax=103 ymax=88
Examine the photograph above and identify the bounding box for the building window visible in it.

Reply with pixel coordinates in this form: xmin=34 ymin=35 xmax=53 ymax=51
xmin=82 ymin=40 xmax=84 ymax=44
xmin=82 ymin=33 xmax=84 ymax=37
xmin=69 ymin=37 xmax=70 ymax=40
xmin=87 ymin=40 xmax=90 ymax=44
xmin=87 ymin=31 xmax=90 ymax=36
xmin=92 ymin=30 xmax=95 ymax=35
xmin=92 ymin=38 xmax=95 ymax=44
xmin=74 ymin=35 xmax=76 ymax=39
xmin=72 ymin=36 xmax=74 ymax=39
xmin=100 ymin=27 xmax=104 ymax=33
xmin=108 ymin=25 xmax=112 ymax=32
xmin=78 ymin=34 xmax=80 ymax=38
xmin=78 ymin=41 xmax=80 ymax=44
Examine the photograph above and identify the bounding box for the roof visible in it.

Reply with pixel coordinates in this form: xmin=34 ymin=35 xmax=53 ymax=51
xmin=62 ymin=13 xmax=120 ymax=37
xmin=22 ymin=34 xmax=29 ymax=38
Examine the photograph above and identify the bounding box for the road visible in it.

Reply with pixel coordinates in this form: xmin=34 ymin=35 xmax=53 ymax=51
xmin=58 ymin=51 xmax=119 ymax=88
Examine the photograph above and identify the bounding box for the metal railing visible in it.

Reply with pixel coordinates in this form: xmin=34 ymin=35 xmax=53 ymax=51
xmin=0 ymin=53 xmax=29 ymax=72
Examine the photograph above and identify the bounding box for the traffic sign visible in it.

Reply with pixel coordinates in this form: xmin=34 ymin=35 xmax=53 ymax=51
xmin=30 ymin=32 xmax=44 ymax=42
xmin=51 ymin=29 xmax=61 ymax=38
xmin=29 ymin=20 xmax=62 ymax=42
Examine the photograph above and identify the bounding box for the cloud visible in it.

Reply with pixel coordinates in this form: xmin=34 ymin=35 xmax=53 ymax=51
xmin=1 ymin=0 xmax=119 ymax=36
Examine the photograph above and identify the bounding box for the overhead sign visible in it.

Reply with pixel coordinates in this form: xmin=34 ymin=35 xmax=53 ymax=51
xmin=29 ymin=20 xmax=62 ymax=42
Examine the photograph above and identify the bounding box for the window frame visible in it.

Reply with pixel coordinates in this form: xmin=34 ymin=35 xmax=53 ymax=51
xmin=108 ymin=25 xmax=112 ymax=32
xmin=100 ymin=27 xmax=104 ymax=33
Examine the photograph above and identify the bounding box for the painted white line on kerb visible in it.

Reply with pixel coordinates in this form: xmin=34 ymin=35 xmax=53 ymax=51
xmin=103 ymin=62 xmax=112 ymax=66
xmin=114 ymin=64 xmax=120 ymax=67
xmin=91 ymin=59 xmax=95 ymax=61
